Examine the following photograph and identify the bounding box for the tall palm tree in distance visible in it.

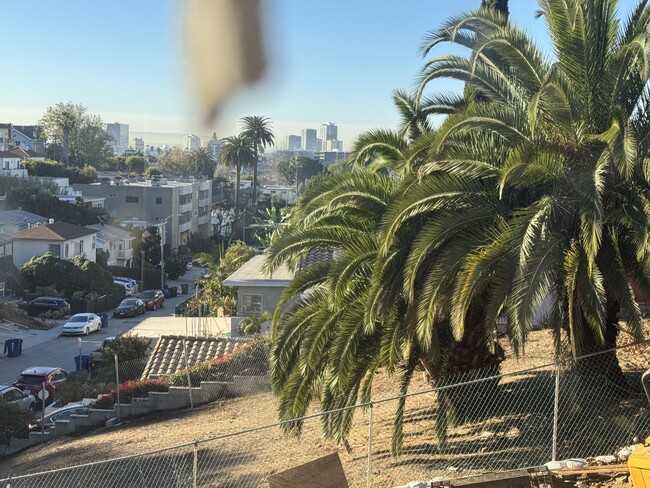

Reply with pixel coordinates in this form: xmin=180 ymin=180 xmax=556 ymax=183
xmin=241 ymin=116 xmax=275 ymax=205
xmin=219 ymin=135 xmax=256 ymax=236
xmin=189 ymin=147 xmax=216 ymax=179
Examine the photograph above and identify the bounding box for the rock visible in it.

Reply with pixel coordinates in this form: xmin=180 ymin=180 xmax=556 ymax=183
xmin=618 ymin=444 xmax=642 ymax=461
xmin=480 ymin=431 xmax=495 ymax=439
xmin=593 ymin=455 xmax=617 ymax=465
xmin=564 ymin=458 xmax=588 ymax=468
xmin=545 ymin=460 xmax=567 ymax=470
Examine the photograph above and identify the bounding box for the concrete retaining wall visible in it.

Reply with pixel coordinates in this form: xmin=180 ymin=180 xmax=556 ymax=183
xmin=0 ymin=375 xmax=269 ymax=458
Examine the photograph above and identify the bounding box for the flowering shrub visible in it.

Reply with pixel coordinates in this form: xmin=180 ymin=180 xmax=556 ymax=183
xmin=168 ymin=337 xmax=269 ymax=387
xmin=93 ymin=378 xmax=169 ymax=409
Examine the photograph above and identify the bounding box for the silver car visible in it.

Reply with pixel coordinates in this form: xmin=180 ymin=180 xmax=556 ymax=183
xmin=0 ymin=385 xmax=36 ymax=413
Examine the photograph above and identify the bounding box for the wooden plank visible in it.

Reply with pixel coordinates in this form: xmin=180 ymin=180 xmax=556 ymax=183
xmin=552 ymin=464 xmax=629 ymax=476
xmin=267 ymin=452 xmax=349 ymax=488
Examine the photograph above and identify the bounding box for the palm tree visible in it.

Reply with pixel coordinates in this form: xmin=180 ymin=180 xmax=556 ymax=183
xmin=391 ymin=1 xmax=650 ymax=385
xmin=189 ymin=147 xmax=216 ymax=179
xmin=219 ymin=135 xmax=256 ymax=236
xmin=241 ymin=116 xmax=275 ymax=205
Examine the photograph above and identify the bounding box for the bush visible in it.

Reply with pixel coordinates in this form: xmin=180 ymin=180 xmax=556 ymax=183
xmin=164 ymin=252 xmax=187 ymax=280
xmin=93 ymin=378 xmax=169 ymax=409
xmin=100 ymin=335 xmax=151 ymax=362
xmin=54 ymin=370 xmax=107 ymax=407
xmin=0 ymin=300 xmax=18 ymax=322
xmin=0 ymin=399 xmax=33 ymax=444
xmin=168 ymin=337 xmax=270 ymax=387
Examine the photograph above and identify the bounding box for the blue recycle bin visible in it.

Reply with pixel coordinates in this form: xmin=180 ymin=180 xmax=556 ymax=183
xmin=4 ymin=338 xmax=23 ymax=357
xmin=98 ymin=312 xmax=109 ymax=329
xmin=75 ymin=355 xmax=92 ymax=371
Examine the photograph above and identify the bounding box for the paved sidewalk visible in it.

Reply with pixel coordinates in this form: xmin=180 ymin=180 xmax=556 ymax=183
xmin=0 ymin=266 xmax=203 ymax=384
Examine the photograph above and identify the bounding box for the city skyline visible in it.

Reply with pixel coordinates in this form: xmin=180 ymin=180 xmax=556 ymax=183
xmin=0 ymin=1 xmax=639 ymax=152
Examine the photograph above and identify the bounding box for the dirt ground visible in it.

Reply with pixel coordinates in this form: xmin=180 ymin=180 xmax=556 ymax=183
xmin=0 ymin=328 xmax=646 ymax=487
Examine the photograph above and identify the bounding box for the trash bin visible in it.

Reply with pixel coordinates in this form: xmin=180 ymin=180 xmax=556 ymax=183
xmin=4 ymin=338 xmax=23 ymax=357
xmin=181 ymin=283 xmax=189 ymax=294
xmin=98 ymin=312 xmax=109 ymax=329
xmin=74 ymin=355 xmax=92 ymax=371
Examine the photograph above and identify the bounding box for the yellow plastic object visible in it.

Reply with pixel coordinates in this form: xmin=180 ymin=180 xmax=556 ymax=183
xmin=629 ymin=438 xmax=650 ymax=487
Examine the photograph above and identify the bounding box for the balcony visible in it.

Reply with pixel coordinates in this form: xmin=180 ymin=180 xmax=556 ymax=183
xmin=198 ymin=214 xmax=210 ymax=225
xmin=179 ymin=201 xmax=193 ymax=213
xmin=179 ymin=220 xmax=192 ymax=233
xmin=199 ymin=197 xmax=210 ymax=207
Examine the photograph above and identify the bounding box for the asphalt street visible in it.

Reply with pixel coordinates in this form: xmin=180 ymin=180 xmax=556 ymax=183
xmin=0 ymin=266 xmax=204 ymax=385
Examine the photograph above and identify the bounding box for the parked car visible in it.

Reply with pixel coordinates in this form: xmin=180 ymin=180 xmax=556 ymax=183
xmin=138 ymin=290 xmax=165 ymax=310
xmin=113 ymin=279 xmax=135 ymax=296
xmin=12 ymin=367 xmax=68 ymax=406
xmin=17 ymin=297 xmax=70 ymax=317
xmin=61 ymin=313 xmax=102 ymax=336
xmin=113 ymin=298 xmax=146 ymax=318
xmin=115 ymin=276 xmax=137 ymax=290
xmin=34 ymin=401 xmax=92 ymax=431
xmin=0 ymin=385 xmax=36 ymax=413
xmin=89 ymin=336 xmax=117 ymax=363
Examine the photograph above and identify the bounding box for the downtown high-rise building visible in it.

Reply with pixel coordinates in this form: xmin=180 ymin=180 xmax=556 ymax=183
xmin=183 ymin=134 xmax=202 ymax=150
xmin=133 ymin=137 xmax=145 ymax=153
xmin=283 ymin=135 xmax=301 ymax=151
xmin=319 ymin=123 xmax=338 ymax=143
xmin=106 ymin=123 xmax=129 ymax=156
xmin=300 ymin=128 xmax=318 ymax=151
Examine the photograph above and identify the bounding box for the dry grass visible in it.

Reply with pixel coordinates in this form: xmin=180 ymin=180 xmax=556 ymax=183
xmin=0 ymin=328 xmax=646 ymax=487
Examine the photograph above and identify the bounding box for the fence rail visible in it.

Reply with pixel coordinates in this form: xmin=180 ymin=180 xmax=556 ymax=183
xmin=2 ymin=339 xmax=650 ymax=487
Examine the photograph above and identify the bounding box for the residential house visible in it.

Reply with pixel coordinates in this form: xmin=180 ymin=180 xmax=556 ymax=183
xmin=11 ymin=221 xmax=97 ymax=267
xmin=0 ymin=151 xmax=27 ymax=177
xmin=11 ymin=125 xmax=45 ymax=155
xmin=0 ymin=209 xmax=48 ymax=235
xmin=223 ymin=254 xmax=294 ymax=336
xmin=8 ymin=147 xmax=44 ymax=162
xmin=87 ymin=223 xmax=134 ymax=266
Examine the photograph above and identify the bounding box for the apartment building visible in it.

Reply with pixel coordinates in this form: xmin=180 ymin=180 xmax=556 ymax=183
xmin=73 ymin=177 xmax=212 ymax=249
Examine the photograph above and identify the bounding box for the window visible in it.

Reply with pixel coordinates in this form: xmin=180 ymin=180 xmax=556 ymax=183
xmin=242 ymin=294 xmax=262 ymax=315
xmin=48 ymin=244 xmax=61 ymax=258
xmin=156 ymin=197 xmax=162 ymax=204
xmin=125 ymin=196 xmax=139 ymax=203
xmin=92 ymin=236 xmax=96 ymax=249
xmin=65 ymin=243 xmax=69 ymax=258
xmin=79 ymin=240 xmax=84 ymax=254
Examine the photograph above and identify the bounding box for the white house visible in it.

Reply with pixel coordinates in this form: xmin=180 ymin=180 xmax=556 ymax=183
xmin=0 ymin=151 xmax=27 ymax=177
xmin=11 ymin=221 xmax=98 ymax=268
xmin=87 ymin=223 xmax=135 ymax=267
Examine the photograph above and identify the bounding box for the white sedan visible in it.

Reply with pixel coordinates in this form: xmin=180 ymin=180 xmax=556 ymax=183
xmin=61 ymin=313 xmax=102 ymax=336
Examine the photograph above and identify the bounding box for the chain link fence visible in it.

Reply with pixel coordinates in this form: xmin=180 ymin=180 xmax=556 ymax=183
xmin=2 ymin=340 xmax=650 ymax=487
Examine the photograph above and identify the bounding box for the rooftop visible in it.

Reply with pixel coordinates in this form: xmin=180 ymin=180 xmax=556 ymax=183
xmin=12 ymin=221 xmax=97 ymax=241
xmin=0 ymin=209 xmax=47 ymax=227
xmin=87 ymin=223 xmax=134 ymax=241
xmin=142 ymin=335 xmax=249 ymax=378
xmin=223 ymin=254 xmax=294 ymax=287
xmin=125 ymin=316 xmax=231 ymax=338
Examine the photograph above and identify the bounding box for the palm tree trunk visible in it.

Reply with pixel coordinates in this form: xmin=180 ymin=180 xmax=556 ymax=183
xmin=252 ymin=143 xmax=258 ymax=206
xmin=235 ymin=161 xmax=241 ymax=238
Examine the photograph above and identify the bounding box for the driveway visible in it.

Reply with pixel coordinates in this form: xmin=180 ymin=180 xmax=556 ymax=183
xmin=0 ymin=266 xmax=204 ymax=385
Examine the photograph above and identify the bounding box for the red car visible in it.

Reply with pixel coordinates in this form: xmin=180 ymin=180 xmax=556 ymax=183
xmin=12 ymin=366 xmax=68 ymax=406
xmin=138 ymin=289 xmax=165 ymax=310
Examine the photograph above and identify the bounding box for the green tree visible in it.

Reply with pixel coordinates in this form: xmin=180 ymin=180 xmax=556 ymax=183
xmin=219 ymin=134 xmax=256 ymax=231
xmin=189 ymin=147 xmax=217 ymax=179
xmin=164 ymin=252 xmax=187 ymax=280
xmin=39 ymin=102 xmax=111 ymax=167
xmin=158 ymin=147 xmax=190 ymax=174
xmin=240 ymin=311 xmax=272 ymax=335
xmin=399 ymin=0 xmax=650 ymax=381
xmin=277 ymin=156 xmax=323 ymax=187
xmin=125 ymin=155 xmax=146 ymax=174
xmin=241 ymin=116 xmax=275 ymax=205
xmin=138 ymin=226 xmax=162 ymax=268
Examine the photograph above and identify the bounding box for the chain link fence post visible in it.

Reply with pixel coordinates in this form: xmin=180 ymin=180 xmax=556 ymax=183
xmin=552 ymin=363 xmax=560 ymax=461
xmin=183 ymin=339 xmax=194 ymax=409
xmin=367 ymin=401 xmax=373 ymax=488
xmin=114 ymin=354 xmax=120 ymax=422
xmin=193 ymin=441 xmax=199 ymax=487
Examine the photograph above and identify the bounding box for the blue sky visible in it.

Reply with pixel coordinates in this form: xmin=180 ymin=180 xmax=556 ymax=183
xmin=1 ymin=0 xmax=639 ymax=149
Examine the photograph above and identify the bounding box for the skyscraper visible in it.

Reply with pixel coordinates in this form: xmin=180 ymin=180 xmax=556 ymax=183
xmin=133 ymin=138 xmax=145 ymax=153
xmin=300 ymin=128 xmax=318 ymax=151
xmin=319 ymin=123 xmax=338 ymax=143
xmin=183 ymin=134 xmax=201 ymax=150
xmin=106 ymin=123 xmax=129 ymax=156
xmin=207 ymin=132 xmax=221 ymax=159
xmin=283 ymin=135 xmax=301 ymax=151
